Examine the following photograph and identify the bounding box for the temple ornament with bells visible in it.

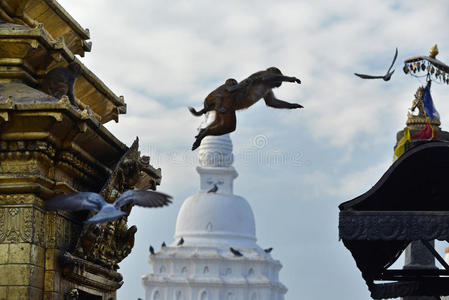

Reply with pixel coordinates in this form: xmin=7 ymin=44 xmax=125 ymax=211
xmin=396 ymin=45 xmax=449 ymax=160
xmin=340 ymin=45 xmax=449 ymax=300
xmin=403 ymin=44 xmax=449 ymax=84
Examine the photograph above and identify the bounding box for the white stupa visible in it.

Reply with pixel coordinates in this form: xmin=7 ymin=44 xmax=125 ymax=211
xmin=142 ymin=130 xmax=287 ymax=300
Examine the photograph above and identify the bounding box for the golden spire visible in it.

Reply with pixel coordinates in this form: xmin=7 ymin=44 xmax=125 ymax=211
xmin=430 ymin=44 xmax=439 ymax=58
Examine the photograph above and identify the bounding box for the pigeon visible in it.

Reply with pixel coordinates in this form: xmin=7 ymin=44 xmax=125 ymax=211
xmin=230 ymin=247 xmax=243 ymax=257
xmin=207 ymin=184 xmax=218 ymax=193
xmin=161 ymin=242 xmax=166 ymax=248
xmin=45 ymin=189 xmax=172 ymax=224
xmin=177 ymin=237 xmax=184 ymax=246
xmin=355 ymin=48 xmax=398 ymax=81
xmin=264 ymin=247 xmax=273 ymax=253
xmin=149 ymin=245 xmax=155 ymax=255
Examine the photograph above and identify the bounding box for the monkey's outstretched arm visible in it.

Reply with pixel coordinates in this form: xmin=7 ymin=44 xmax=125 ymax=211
xmin=262 ymin=74 xmax=301 ymax=84
xmin=264 ymin=91 xmax=303 ymax=109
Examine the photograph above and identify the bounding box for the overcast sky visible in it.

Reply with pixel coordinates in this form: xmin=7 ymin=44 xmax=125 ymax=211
xmin=58 ymin=1 xmax=449 ymax=299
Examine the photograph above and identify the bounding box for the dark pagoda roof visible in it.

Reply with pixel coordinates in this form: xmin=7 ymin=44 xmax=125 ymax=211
xmin=340 ymin=141 xmax=449 ymax=212
xmin=339 ymin=141 xmax=449 ymax=299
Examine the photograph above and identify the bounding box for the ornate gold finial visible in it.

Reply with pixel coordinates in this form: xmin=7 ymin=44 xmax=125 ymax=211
xmin=430 ymin=44 xmax=439 ymax=58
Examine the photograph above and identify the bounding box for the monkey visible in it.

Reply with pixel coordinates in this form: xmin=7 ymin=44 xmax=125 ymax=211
xmin=189 ymin=78 xmax=238 ymax=116
xmin=190 ymin=67 xmax=303 ymax=151
xmin=40 ymin=62 xmax=82 ymax=108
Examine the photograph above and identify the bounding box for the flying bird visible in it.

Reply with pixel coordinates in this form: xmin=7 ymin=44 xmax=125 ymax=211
xmin=149 ymin=245 xmax=155 ymax=255
xmin=355 ymin=48 xmax=398 ymax=81
xmin=45 ymin=189 xmax=172 ymax=224
xmin=177 ymin=237 xmax=184 ymax=246
xmin=161 ymin=242 xmax=166 ymax=248
xmin=230 ymin=247 xmax=243 ymax=257
xmin=207 ymin=184 xmax=218 ymax=193
xmin=264 ymin=247 xmax=273 ymax=253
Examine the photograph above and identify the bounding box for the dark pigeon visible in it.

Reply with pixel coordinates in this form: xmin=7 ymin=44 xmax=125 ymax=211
xmin=355 ymin=48 xmax=398 ymax=81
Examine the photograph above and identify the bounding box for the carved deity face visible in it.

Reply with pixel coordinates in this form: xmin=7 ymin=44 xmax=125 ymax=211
xmin=415 ymin=87 xmax=425 ymax=100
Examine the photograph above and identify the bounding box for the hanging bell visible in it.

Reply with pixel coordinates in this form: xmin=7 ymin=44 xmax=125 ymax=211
xmin=403 ymin=64 xmax=409 ymax=74
xmin=413 ymin=63 xmax=417 ymax=73
xmin=421 ymin=62 xmax=426 ymax=71
xmin=427 ymin=65 xmax=431 ymax=72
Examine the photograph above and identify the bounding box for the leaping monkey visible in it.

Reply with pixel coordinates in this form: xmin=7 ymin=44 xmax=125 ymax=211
xmin=189 ymin=67 xmax=303 ymax=150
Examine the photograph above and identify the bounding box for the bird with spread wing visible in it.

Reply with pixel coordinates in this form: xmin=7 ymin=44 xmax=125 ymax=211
xmin=355 ymin=48 xmax=398 ymax=81
xmin=45 ymin=189 xmax=172 ymax=224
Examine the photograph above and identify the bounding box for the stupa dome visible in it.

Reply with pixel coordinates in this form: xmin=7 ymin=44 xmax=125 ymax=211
xmin=174 ymin=192 xmax=257 ymax=248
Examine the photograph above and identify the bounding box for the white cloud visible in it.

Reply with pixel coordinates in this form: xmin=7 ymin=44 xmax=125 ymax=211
xmin=57 ymin=0 xmax=449 ymax=299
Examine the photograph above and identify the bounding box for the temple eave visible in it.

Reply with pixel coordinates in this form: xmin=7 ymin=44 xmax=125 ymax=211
xmin=0 ymin=24 xmax=126 ymax=123
xmin=0 ymin=0 xmax=91 ymax=56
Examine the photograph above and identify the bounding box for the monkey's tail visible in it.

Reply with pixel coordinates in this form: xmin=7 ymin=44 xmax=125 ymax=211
xmin=188 ymin=106 xmax=209 ymax=116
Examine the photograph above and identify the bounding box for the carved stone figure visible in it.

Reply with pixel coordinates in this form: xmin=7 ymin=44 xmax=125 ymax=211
xmin=62 ymin=138 xmax=166 ymax=269
xmin=189 ymin=67 xmax=303 ymax=150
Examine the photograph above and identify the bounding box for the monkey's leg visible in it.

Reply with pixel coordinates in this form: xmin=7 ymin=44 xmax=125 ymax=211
xmin=195 ymin=128 xmax=206 ymax=139
xmin=192 ymin=113 xmax=235 ymax=150
xmin=201 ymin=112 xmax=236 ymax=136
xmin=213 ymin=98 xmax=227 ymax=114
xmin=192 ymin=113 xmax=221 ymax=150
xmin=264 ymin=91 xmax=303 ymax=109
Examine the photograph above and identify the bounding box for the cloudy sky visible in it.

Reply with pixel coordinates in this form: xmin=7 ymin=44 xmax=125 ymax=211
xmin=58 ymin=1 xmax=449 ymax=299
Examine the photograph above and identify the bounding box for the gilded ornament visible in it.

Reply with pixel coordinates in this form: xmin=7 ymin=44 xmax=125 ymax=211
xmin=430 ymin=44 xmax=439 ymax=58
xmin=407 ymin=86 xmax=441 ymax=129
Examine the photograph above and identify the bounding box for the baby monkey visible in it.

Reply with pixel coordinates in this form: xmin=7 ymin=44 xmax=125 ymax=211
xmin=189 ymin=67 xmax=303 ymax=150
xmin=40 ymin=62 xmax=82 ymax=108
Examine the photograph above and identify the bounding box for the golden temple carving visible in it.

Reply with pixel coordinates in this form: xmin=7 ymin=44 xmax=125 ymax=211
xmin=73 ymin=138 xmax=161 ymax=270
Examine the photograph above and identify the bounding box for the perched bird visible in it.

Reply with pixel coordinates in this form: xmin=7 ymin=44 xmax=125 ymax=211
xmin=161 ymin=241 xmax=166 ymax=248
xmin=230 ymin=247 xmax=243 ymax=257
xmin=177 ymin=237 xmax=184 ymax=246
xmin=264 ymin=247 xmax=273 ymax=253
xmin=207 ymin=184 xmax=218 ymax=193
xmin=45 ymin=189 xmax=172 ymax=224
xmin=149 ymin=245 xmax=155 ymax=255
xmin=355 ymin=48 xmax=398 ymax=81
